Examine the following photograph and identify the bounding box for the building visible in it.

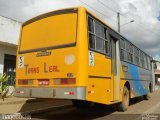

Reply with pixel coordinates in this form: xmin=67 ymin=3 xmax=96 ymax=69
xmin=0 ymin=16 xmax=21 ymax=86
xmin=154 ymin=60 xmax=160 ymax=89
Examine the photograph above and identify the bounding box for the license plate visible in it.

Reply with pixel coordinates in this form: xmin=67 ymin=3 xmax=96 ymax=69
xmin=38 ymin=80 xmax=49 ymax=86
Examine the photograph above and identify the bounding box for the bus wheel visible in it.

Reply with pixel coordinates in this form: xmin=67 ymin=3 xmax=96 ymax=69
xmin=117 ymin=86 xmax=129 ymax=112
xmin=144 ymin=84 xmax=151 ymax=100
xmin=72 ymin=100 xmax=95 ymax=108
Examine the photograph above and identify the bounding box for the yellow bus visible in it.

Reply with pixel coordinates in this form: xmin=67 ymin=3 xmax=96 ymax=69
xmin=15 ymin=7 xmax=153 ymax=111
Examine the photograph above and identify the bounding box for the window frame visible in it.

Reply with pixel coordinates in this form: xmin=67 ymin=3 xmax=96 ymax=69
xmin=87 ymin=15 xmax=110 ymax=57
xmin=87 ymin=14 xmax=152 ymax=70
xmin=119 ymin=38 xmax=152 ymax=70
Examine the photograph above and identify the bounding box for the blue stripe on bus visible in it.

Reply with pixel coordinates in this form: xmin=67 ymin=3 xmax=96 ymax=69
xmin=128 ymin=64 xmax=147 ymax=96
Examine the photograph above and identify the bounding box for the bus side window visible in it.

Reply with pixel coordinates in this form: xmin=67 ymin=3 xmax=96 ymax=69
xmin=95 ymin=21 xmax=105 ymax=53
xmin=87 ymin=15 xmax=110 ymax=56
xmin=120 ymin=39 xmax=127 ymax=61
xmin=89 ymin=33 xmax=95 ymax=49
xmin=105 ymin=28 xmax=110 ymax=56
xmin=139 ymin=52 xmax=143 ymax=68
xmin=88 ymin=17 xmax=94 ymax=33
xmin=141 ymin=53 xmax=145 ymax=68
xmin=88 ymin=17 xmax=95 ymax=49
xmin=134 ymin=47 xmax=139 ymax=66
xmin=144 ymin=54 xmax=148 ymax=69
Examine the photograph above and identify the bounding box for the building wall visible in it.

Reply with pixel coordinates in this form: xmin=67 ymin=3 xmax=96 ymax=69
xmin=0 ymin=16 xmax=21 ymax=45
xmin=0 ymin=16 xmax=20 ymax=94
xmin=0 ymin=16 xmax=21 ymax=75
xmin=153 ymin=61 xmax=160 ymax=90
xmin=156 ymin=62 xmax=160 ymax=69
xmin=0 ymin=44 xmax=17 ymax=74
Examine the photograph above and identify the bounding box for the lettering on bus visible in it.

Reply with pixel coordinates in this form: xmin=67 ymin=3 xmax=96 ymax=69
xmin=25 ymin=64 xmax=39 ymax=74
xmin=44 ymin=62 xmax=59 ymax=73
xmin=36 ymin=50 xmax=52 ymax=57
xmin=24 ymin=63 xmax=59 ymax=74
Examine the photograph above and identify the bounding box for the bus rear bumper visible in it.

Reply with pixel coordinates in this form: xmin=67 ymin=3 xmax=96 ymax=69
xmin=14 ymin=87 xmax=86 ymax=100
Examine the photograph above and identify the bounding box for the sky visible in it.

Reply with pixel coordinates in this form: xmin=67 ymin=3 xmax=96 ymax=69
xmin=0 ymin=0 xmax=159 ymax=60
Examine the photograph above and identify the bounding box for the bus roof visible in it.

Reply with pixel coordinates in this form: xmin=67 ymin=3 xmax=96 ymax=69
xmin=22 ymin=7 xmax=78 ymax=26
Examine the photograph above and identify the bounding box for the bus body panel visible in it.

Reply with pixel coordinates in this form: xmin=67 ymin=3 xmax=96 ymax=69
xmin=15 ymin=7 xmax=90 ymax=100
xmin=16 ymin=9 xmax=79 ymax=85
xmin=15 ymin=7 xmax=153 ymax=106
xmin=19 ymin=9 xmax=77 ymax=52
xmin=120 ymin=61 xmax=152 ymax=98
xmin=86 ymin=52 xmax=112 ymax=104
xmin=16 ymin=47 xmax=78 ymax=84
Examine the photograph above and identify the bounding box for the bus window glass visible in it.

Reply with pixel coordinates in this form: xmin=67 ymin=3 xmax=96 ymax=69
xmin=139 ymin=52 xmax=142 ymax=67
xmin=134 ymin=47 xmax=139 ymax=65
xmin=88 ymin=17 xmax=94 ymax=33
xmin=120 ymin=39 xmax=125 ymax=49
xmin=96 ymin=37 xmax=104 ymax=53
xmin=142 ymin=53 xmax=145 ymax=68
xmin=130 ymin=45 xmax=133 ymax=53
xmin=144 ymin=54 xmax=148 ymax=69
xmin=88 ymin=15 xmax=111 ymax=56
xmin=120 ymin=39 xmax=125 ymax=61
xmin=126 ymin=42 xmax=130 ymax=52
xmin=104 ymin=29 xmax=110 ymax=55
xmin=89 ymin=33 xmax=95 ymax=49
xmin=135 ymin=56 xmax=139 ymax=65
xmin=128 ymin=53 xmax=131 ymax=62
xmin=120 ymin=49 xmax=125 ymax=60
xmin=124 ymin=50 xmax=128 ymax=61
xmin=95 ymin=21 xmax=105 ymax=38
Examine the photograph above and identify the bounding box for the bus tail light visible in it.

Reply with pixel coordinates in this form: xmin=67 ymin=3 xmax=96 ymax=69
xmin=16 ymin=90 xmax=24 ymax=94
xmin=54 ymin=78 xmax=76 ymax=85
xmin=18 ymin=79 xmax=33 ymax=85
xmin=64 ymin=92 xmax=75 ymax=95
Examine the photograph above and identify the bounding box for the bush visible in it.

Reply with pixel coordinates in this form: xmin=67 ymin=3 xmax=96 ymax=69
xmin=0 ymin=73 xmax=10 ymax=99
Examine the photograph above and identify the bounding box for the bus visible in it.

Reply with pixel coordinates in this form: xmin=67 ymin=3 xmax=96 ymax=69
xmin=15 ymin=7 xmax=154 ymax=111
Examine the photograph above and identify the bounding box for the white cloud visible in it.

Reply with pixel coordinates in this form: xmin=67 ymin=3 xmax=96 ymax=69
xmin=0 ymin=0 xmax=159 ymax=60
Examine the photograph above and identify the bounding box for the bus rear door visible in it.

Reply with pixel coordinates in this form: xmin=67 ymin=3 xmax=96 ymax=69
xmin=111 ymin=36 xmax=120 ymax=102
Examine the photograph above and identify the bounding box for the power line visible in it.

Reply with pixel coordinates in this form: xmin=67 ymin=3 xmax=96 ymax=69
xmin=0 ymin=14 xmax=21 ymax=23
xmin=78 ymin=0 xmax=117 ymax=23
xmin=97 ymin=0 xmax=127 ymax=18
xmin=97 ymin=0 xmax=118 ymax=13
xmin=136 ymin=22 xmax=160 ymax=36
xmin=97 ymin=0 xmax=160 ymax=36
xmin=78 ymin=0 xmax=160 ymax=37
xmin=120 ymin=14 xmax=160 ymax=36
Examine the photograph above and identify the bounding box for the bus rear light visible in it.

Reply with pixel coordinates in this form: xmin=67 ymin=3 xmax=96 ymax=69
xmin=54 ymin=78 xmax=76 ymax=85
xmin=64 ymin=92 xmax=75 ymax=95
xmin=16 ymin=91 xmax=24 ymax=94
xmin=18 ymin=79 xmax=33 ymax=85
xmin=88 ymin=91 xmax=94 ymax=94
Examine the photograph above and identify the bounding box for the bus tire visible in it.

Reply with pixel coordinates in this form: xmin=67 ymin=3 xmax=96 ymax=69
xmin=144 ymin=84 xmax=151 ymax=100
xmin=117 ymin=86 xmax=129 ymax=112
xmin=72 ymin=100 xmax=94 ymax=109
xmin=143 ymin=94 xmax=150 ymax=100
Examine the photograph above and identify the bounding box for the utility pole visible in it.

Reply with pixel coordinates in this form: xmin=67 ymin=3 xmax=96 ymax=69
xmin=117 ymin=12 xmax=120 ymax=33
xmin=117 ymin=12 xmax=134 ymax=33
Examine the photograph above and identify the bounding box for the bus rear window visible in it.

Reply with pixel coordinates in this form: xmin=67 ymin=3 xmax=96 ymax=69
xmin=19 ymin=12 xmax=77 ymax=53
